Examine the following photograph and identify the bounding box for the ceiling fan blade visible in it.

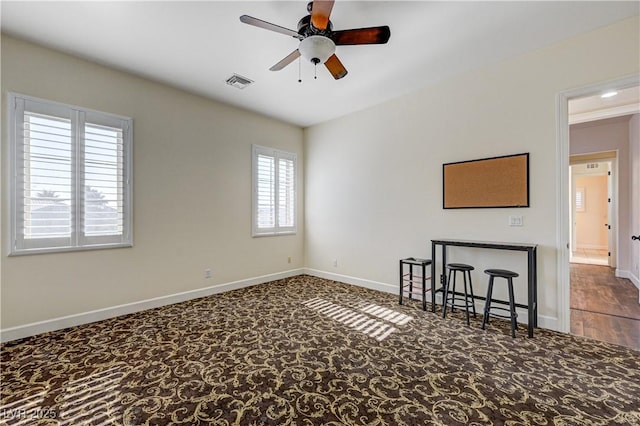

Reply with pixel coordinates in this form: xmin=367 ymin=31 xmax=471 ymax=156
xmin=311 ymin=0 xmax=335 ymax=30
xmin=324 ymin=54 xmax=348 ymax=80
xmin=331 ymin=26 xmax=391 ymax=45
xmin=240 ymin=15 xmax=302 ymax=39
xmin=270 ymin=49 xmax=301 ymax=71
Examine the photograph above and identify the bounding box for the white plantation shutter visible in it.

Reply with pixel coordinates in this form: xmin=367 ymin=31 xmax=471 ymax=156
xmin=256 ymin=154 xmax=276 ymax=229
xmin=252 ymin=145 xmax=297 ymax=236
xmin=81 ymin=114 xmax=127 ymax=245
xmin=278 ymin=157 xmax=295 ymax=228
xmin=10 ymin=94 xmax=133 ymax=254
xmin=22 ymin=110 xmax=73 ymax=247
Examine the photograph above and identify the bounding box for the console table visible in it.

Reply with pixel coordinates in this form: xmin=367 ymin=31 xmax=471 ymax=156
xmin=431 ymin=239 xmax=538 ymax=338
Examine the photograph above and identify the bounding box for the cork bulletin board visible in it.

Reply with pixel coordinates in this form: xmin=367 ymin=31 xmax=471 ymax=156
xmin=443 ymin=153 xmax=529 ymax=209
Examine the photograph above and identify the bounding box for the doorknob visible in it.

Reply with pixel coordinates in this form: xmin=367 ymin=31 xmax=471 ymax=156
xmin=632 ymin=235 xmax=640 ymax=241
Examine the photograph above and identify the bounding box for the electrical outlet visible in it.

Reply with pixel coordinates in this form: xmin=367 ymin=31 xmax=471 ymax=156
xmin=509 ymin=215 xmax=523 ymax=227
xmin=332 ymin=259 xmax=338 ymax=267
xmin=287 ymin=256 xmax=292 ymax=264
xmin=205 ymin=269 xmax=212 ymax=279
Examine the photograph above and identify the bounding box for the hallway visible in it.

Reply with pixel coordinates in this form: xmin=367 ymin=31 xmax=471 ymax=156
xmin=570 ymin=248 xmax=608 ymax=266
xmin=570 ymin=263 xmax=640 ymax=350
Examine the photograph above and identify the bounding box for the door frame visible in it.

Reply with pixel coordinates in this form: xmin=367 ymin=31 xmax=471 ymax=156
xmin=556 ymin=74 xmax=639 ymax=333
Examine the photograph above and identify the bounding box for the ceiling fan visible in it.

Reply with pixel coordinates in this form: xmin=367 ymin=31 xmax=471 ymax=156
xmin=240 ymin=0 xmax=391 ymax=80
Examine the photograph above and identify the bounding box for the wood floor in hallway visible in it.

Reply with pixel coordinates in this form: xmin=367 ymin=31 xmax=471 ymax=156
xmin=570 ymin=263 xmax=640 ymax=350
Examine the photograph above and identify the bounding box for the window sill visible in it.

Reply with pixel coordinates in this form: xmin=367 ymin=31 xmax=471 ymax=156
xmin=9 ymin=243 xmax=133 ymax=257
xmin=252 ymin=231 xmax=297 ymax=238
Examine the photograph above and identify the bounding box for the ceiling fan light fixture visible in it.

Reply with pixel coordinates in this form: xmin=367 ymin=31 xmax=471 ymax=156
xmin=299 ymin=35 xmax=335 ymax=64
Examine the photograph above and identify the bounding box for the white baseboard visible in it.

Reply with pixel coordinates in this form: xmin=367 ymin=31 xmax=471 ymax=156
xmin=536 ymin=315 xmax=559 ymax=331
xmin=1 ymin=268 xmax=305 ymax=343
xmin=616 ymin=269 xmax=640 ymax=288
xmin=304 ymin=268 xmax=559 ymax=332
xmin=631 ymin=273 xmax=640 ymax=289
xmin=304 ymin=268 xmax=397 ymax=295
xmin=576 ymin=244 xmax=607 ymax=250
xmin=616 ymin=269 xmax=631 ymax=280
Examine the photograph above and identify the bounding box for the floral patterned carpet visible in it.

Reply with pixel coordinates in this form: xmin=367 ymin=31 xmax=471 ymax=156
xmin=1 ymin=274 xmax=639 ymax=425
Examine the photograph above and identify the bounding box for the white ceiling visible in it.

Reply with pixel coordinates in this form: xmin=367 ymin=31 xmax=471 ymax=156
xmin=569 ymin=85 xmax=640 ymax=124
xmin=2 ymin=1 xmax=638 ymax=127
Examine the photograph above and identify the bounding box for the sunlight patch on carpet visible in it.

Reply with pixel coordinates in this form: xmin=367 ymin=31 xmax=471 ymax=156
xmin=59 ymin=366 xmax=124 ymax=425
xmin=302 ymin=298 xmax=411 ymax=341
xmin=0 ymin=389 xmax=47 ymax=425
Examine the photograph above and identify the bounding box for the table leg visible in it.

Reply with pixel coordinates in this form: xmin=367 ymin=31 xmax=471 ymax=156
xmin=399 ymin=259 xmax=403 ymax=305
xmin=422 ymin=261 xmax=427 ymax=311
xmin=527 ymin=248 xmax=535 ymax=338
xmin=431 ymin=241 xmax=437 ymax=312
xmin=441 ymin=244 xmax=447 ymax=310
xmin=533 ymin=247 xmax=538 ymax=328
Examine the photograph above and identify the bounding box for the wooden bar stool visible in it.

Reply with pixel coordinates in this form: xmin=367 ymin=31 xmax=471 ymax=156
xmin=442 ymin=263 xmax=476 ymax=325
xmin=399 ymin=257 xmax=432 ymax=311
xmin=481 ymin=269 xmax=519 ymax=338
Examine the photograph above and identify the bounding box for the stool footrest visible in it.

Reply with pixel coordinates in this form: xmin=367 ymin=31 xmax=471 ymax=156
xmin=402 ymin=291 xmax=428 ymax=299
xmin=485 ymin=305 xmax=518 ymax=319
xmin=402 ymin=283 xmax=431 ymax=293
xmin=403 ymin=290 xmax=430 ymax=297
xmin=446 ymin=297 xmax=475 ymax=309
xmin=402 ymin=273 xmax=431 ymax=281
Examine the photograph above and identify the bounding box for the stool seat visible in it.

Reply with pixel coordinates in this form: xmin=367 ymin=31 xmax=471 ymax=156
xmin=484 ymin=269 xmax=519 ymax=278
xmin=402 ymin=257 xmax=432 ymax=266
xmin=447 ymin=263 xmax=474 ymax=271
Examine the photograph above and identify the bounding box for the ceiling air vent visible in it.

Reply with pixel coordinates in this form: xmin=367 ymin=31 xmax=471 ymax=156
xmin=226 ymin=74 xmax=254 ymax=89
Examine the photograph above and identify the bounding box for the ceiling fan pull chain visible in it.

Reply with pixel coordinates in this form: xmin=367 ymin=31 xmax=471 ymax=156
xmin=298 ymin=57 xmax=302 ymax=83
xmin=314 ymin=63 xmax=317 ymax=80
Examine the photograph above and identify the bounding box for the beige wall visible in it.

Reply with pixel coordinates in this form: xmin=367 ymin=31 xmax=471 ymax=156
xmin=1 ymin=36 xmax=305 ymax=329
xmin=575 ymin=174 xmax=608 ymax=250
xmin=305 ymin=17 xmax=639 ymax=329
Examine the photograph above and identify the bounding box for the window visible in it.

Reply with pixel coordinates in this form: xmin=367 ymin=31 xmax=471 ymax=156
xmin=576 ymin=187 xmax=585 ymax=212
xmin=252 ymin=145 xmax=296 ymax=236
xmin=9 ymin=93 xmax=133 ymax=255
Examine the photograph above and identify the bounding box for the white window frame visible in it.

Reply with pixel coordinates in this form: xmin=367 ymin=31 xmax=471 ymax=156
xmin=8 ymin=93 xmax=133 ymax=255
xmin=252 ymin=144 xmax=297 ymax=237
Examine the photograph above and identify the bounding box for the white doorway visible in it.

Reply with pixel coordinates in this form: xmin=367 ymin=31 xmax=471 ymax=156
xmin=556 ymin=75 xmax=640 ymax=334
xmin=569 ymin=158 xmax=615 ymax=266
